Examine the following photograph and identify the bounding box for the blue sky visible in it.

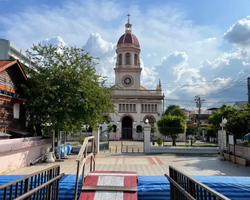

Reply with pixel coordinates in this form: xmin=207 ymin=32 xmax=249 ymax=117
xmin=1 ymin=0 xmax=250 ymax=109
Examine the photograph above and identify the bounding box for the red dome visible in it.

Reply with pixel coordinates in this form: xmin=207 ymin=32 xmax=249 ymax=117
xmin=117 ymin=33 xmax=139 ymax=46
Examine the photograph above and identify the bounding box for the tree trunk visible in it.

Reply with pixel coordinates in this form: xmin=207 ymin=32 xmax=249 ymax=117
xmin=172 ymin=139 xmax=176 ymax=146
xmin=35 ymin=124 xmax=42 ymax=136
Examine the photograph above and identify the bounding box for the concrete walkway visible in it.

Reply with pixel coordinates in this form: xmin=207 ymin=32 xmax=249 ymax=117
xmin=4 ymin=153 xmax=250 ymax=177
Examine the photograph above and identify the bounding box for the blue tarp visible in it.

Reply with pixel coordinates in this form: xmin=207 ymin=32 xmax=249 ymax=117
xmin=54 ymin=143 xmax=73 ymax=158
xmin=0 ymin=175 xmax=250 ymax=200
xmin=138 ymin=176 xmax=250 ymax=200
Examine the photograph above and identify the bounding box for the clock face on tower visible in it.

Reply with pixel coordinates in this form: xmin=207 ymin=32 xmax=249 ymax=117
xmin=123 ymin=76 xmax=133 ymax=86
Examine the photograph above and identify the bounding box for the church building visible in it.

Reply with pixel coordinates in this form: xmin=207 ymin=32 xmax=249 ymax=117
xmin=109 ymin=15 xmax=164 ymax=140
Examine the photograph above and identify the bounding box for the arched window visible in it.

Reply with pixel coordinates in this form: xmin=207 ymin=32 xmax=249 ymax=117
xmin=134 ymin=54 xmax=138 ymax=65
xmin=125 ymin=53 xmax=131 ymax=65
xmin=118 ymin=54 xmax=122 ymax=66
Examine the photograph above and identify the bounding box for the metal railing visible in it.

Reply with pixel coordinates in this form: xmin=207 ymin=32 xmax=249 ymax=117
xmin=165 ymin=166 xmax=231 ymax=200
xmin=74 ymin=136 xmax=96 ymax=200
xmin=12 ymin=173 xmax=65 ymax=200
xmin=0 ymin=165 xmax=63 ymax=200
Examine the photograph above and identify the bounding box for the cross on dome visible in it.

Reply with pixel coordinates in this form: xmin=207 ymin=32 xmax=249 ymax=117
xmin=127 ymin=13 xmax=130 ymax=23
xmin=125 ymin=14 xmax=132 ymax=33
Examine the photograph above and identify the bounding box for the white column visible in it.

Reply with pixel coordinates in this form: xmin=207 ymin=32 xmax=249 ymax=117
xmin=92 ymin=128 xmax=100 ymax=153
xmin=143 ymin=123 xmax=151 ymax=154
xmin=131 ymin=53 xmax=134 ymax=67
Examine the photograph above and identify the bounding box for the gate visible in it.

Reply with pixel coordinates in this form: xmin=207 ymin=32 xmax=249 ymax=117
xmin=121 ymin=131 xmax=144 ymax=153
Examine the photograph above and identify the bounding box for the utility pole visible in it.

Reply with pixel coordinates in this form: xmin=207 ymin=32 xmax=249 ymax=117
xmin=248 ymin=77 xmax=250 ymax=104
xmin=194 ymin=96 xmax=205 ymax=135
xmin=162 ymin=93 xmax=165 ymax=116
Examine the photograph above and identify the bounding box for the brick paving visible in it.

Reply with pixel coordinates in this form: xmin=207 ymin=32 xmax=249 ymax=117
xmin=4 ymin=153 xmax=250 ymax=177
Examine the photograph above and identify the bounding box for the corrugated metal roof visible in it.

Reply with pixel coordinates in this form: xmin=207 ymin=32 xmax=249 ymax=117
xmin=0 ymin=132 xmax=11 ymax=137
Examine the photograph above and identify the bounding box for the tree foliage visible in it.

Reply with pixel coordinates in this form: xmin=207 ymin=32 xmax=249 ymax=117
xmin=208 ymin=104 xmax=250 ymax=138
xmin=164 ymin=105 xmax=187 ymax=120
xmin=23 ymin=43 xmax=115 ymax=134
xmin=157 ymin=115 xmax=186 ymax=146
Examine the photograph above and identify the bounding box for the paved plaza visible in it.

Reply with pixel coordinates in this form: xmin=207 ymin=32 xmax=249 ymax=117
xmin=4 ymin=153 xmax=250 ymax=177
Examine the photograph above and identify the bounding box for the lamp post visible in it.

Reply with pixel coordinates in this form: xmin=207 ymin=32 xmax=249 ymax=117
xmin=219 ymin=117 xmax=227 ymax=150
xmin=220 ymin=118 xmax=227 ymax=131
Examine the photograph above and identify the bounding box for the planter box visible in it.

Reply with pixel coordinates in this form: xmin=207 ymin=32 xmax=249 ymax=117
xmin=230 ymin=154 xmax=235 ymax=163
xmin=236 ymin=156 xmax=246 ymax=166
xmin=224 ymin=153 xmax=230 ymax=161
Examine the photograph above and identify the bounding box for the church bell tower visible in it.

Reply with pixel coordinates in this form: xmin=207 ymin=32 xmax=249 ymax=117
xmin=114 ymin=14 xmax=142 ymax=90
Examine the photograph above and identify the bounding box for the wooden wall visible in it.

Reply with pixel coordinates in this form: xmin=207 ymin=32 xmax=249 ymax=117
xmin=0 ymin=66 xmax=27 ymax=132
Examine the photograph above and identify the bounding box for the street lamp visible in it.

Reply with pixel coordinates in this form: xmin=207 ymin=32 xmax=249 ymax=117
xmin=145 ymin=119 xmax=149 ymax=124
xmin=220 ymin=118 xmax=227 ymax=131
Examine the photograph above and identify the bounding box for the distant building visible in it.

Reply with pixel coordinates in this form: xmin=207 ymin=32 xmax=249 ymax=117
xmin=189 ymin=113 xmax=210 ymax=125
xmin=233 ymin=101 xmax=248 ymax=110
xmin=207 ymin=107 xmax=219 ymax=114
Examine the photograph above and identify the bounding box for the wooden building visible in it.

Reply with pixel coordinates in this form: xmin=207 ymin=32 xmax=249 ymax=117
xmin=0 ymin=59 xmax=29 ymax=136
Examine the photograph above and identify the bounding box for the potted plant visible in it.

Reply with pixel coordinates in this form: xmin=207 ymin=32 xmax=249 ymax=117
xmin=156 ymin=138 xmax=163 ymax=146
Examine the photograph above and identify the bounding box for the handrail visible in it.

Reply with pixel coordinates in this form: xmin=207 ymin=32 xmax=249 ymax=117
xmin=74 ymin=136 xmax=96 ymax=200
xmin=167 ymin=165 xmax=230 ymax=200
xmin=13 ymin=173 xmax=65 ymax=200
xmin=0 ymin=165 xmax=60 ymax=189
xmin=165 ymin=174 xmax=196 ymax=200
xmin=0 ymin=165 xmax=61 ymax=200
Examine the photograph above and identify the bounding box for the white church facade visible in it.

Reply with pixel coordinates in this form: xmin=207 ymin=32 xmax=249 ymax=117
xmin=108 ymin=15 xmax=164 ymax=141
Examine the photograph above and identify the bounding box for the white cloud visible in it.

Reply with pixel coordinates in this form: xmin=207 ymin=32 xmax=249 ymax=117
xmin=224 ymin=16 xmax=250 ymax=48
xmin=1 ymin=1 xmax=250 ymax=109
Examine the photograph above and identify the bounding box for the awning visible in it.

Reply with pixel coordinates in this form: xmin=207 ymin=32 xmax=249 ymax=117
xmin=9 ymin=131 xmax=33 ymax=137
xmin=0 ymin=132 xmax=11 ymax=137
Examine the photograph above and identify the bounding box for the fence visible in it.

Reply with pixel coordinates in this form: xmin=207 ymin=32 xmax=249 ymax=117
xmin=74 ymin=136 xmax=96 ymax=200
xmin=165 ymin=166 xmax=230 ymax=200
xmin=229 ymin=144 xmax=250 ymax=161
xmin=0 ymin=165 xmax=64 ymax=200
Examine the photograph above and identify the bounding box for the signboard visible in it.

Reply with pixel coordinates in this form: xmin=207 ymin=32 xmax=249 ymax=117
xmin=228 ymin=135 xmax=234 ymax=145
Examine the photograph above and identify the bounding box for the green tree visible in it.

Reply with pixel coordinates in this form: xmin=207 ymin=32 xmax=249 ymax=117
xmin=208 ymin=104 xmax=250 ymax=138
xmin=208 ymin=104 xmax=236 ymax=129
xmin=23 ymin=43 xmax=115 ymax=135
xmin=164 ymin=105 xmax=187 ymax=120
xmin=226 ymin=108 xmax=249 ymax=138
xmin=157 ymin=115 xmax=186 ymax=146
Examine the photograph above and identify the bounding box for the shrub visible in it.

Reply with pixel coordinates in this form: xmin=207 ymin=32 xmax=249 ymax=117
xmin=156 ymin=138 xmax=163 ymax=146
xmin=242 ymin=140 xmax=249 ymax=146
xmin=80 ymin=136 xmax=85 ymax=145
xmin=136 ymin=125 xmax=143 ymax=133
xmin=108 ymin=125 xmax=113 ymax=132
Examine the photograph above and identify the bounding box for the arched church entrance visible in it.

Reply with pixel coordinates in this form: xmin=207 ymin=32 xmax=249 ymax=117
xmin=122 ymin=116 xmax=133 ymax=139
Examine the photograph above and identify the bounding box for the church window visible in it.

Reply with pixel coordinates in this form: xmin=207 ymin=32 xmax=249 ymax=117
xmin=123 ymin=104 xmax=125 ymax=111
xmin=130 ymin=104 xmax=132 ymax=111
xmin=155 ymin=104 xmax=157 ymax=112
xmin=118 ymin=54 xmax=122 ymax=66
xmin=119 ymin=104 xmax=121 ymax=111
xmin=134 ymin=54 xmax=138 ymax=65
xmin=125 ymin=53 xmax=131 ymax=65
xmin=133 ymin=104 xmax=136 ymax=111
xmin=126 ymin=104 xmax=129 ymax=111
